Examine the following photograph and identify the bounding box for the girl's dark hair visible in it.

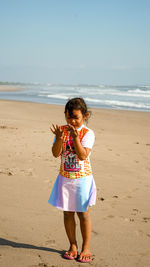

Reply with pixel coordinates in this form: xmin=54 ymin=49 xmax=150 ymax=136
xmin=65 ymin=97 xmax=91 ymax=121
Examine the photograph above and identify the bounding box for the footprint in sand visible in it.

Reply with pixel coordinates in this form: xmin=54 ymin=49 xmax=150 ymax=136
xmin=130 ymin=218 xmax=135 ymax=222
xmin=98 ymin=197 xmax=105 ymax=201
xmin=108 ymin=215 xmax=115 ymax=219
xmin=0 ymin=169 xmax=14 ymax=176
xmin=0 ymin=125 xmax=7 ymax=129
xmin=131 ymin=208 xmax=141 ymax=216
xmin=129 ymin=209 xmax=142 ymax=222
xmin=142 ymin=217 xmax=150 ymax=223
xmin=0 ymin=125 xmax=18 ymax=130
xmin=124 ymin=217 xmax=135 ymax=223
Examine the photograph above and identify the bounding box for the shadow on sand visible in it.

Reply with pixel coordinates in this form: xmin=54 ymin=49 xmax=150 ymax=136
xmin=0 ymin=237 xmax=64 ymax=256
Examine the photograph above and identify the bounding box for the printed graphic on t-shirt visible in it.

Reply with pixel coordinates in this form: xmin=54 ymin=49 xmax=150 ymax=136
xmin=59 ymin=125 xmax=93 ymax=179
xmin=63 ymin=139 xmax=81 ymax=172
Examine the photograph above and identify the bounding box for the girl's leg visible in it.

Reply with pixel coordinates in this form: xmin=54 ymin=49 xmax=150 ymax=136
xmin=63 ymin=211 xmax=77 ymax=254
xmin=77 ymin=207 xmax=92 ymax=261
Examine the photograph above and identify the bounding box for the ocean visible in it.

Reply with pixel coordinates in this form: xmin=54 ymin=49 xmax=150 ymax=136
xmin=0 ymin=82 xmax=150 ymax=112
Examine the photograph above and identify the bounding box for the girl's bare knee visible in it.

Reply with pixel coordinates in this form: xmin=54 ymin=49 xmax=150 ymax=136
xmin=64 ymin=211 xmax=75 ymax=219
xmin=77 ymin=210 xmax=90 ymax=222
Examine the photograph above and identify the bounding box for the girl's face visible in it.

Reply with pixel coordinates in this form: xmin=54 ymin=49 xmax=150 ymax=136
xmin=65 ymin=109 xmax=85 ymax=129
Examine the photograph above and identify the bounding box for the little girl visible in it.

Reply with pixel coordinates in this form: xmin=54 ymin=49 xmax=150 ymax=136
xmin=48 ymin=97 xmax=96 ymax=263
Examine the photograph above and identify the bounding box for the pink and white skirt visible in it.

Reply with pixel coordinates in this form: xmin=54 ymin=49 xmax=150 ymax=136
xmin=48 ymin=174 xmax=96 ymax=212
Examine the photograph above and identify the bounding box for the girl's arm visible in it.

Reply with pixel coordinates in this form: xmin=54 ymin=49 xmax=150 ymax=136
xmin=52 ymin=137 xmax=63 ymax=158
xmin=73 ymin=136 xmax=91 ymax=160
xmin=50 ymin=124 xmax=63 ymax=158
xmin=68 ymin=124 xmax=91 ymax=160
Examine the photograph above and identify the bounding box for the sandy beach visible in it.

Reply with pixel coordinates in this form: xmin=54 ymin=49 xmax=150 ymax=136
xmin=0 ymin=99 xmax=150 ymax=267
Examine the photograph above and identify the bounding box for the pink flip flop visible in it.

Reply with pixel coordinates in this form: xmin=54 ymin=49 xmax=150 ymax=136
xmin=78 ymin=252 xmax=92 ymax=263
xmin=63 ymin=250 xmax=78 ymax=260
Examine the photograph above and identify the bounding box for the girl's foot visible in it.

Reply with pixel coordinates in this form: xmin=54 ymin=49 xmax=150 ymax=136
xmin=63 ymin=244 xmax=78 ymax=260
xmin=78 ymin=248 xmax=92 ymax=263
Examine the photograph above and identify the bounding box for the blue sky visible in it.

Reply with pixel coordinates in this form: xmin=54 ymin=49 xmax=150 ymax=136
xmin=0 ymin=0 xmax=150 ymax=85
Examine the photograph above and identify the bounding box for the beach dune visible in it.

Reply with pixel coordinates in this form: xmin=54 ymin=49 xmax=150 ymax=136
xmin=0 ymin=100 xmax=150 ymax=267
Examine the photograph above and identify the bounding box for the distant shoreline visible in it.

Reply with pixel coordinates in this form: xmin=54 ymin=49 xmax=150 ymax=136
xmin=0 ymin=85 xmax=22 ymax=92
xmin=0 ymin=83 xmax=150 ymax=112
xmin=0 ymin=99 xmax=149 ymax=115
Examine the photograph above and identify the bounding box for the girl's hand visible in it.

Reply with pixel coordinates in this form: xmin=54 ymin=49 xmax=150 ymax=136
xmin=68 ymin=124 xmax=79 ymax=139
xmin=50 ymin=124 xmax=63 ymax=139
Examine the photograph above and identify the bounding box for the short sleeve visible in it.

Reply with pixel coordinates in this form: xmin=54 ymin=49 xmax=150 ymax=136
xmin=81 ymin=129 xmax=95 ymax=149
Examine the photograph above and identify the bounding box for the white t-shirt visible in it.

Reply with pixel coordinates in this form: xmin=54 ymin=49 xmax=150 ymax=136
xmin=81 ymin=127 xmax=95 ymax=149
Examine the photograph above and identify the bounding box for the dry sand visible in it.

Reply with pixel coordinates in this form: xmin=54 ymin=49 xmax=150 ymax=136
xmin=0 ymin=99 xmax=150 ymax=267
